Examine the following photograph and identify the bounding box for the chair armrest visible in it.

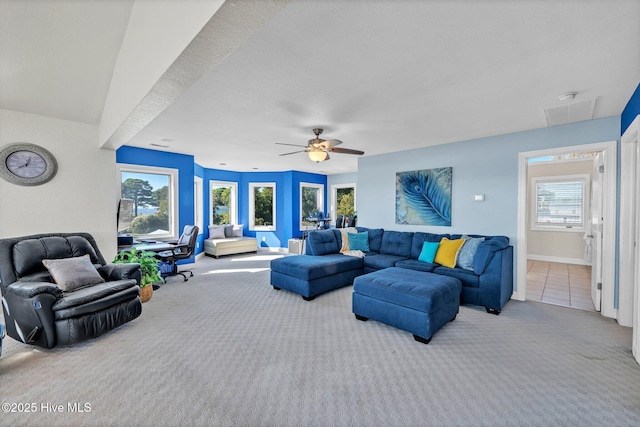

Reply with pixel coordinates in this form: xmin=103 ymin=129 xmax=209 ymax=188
xmin=98 ymin=263 xmax=141 ymax=282
xmin=5 ymin=281 xmax=63 ymax=299
xmin=158 ymin=244 xmax=188 ymax=259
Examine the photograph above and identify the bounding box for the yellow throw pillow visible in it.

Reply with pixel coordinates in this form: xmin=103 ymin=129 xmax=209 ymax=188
xmin=434 ymin=237 xmax=466 ymax=268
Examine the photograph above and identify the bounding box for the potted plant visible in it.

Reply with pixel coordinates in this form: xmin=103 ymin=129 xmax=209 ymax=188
xmin=113 ymin=248 xmax=164 ymax=302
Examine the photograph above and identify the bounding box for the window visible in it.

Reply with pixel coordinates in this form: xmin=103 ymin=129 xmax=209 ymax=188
xmin=532 ymin=174 xmax=589 ymax=231
xmin=331 ymin=184 xmax=356 ymax=224
xmin=210 ymin=181 xmax=237 ymax=226
xmin=249 ymin=183 xmax=275 ymax=230
xmin=300 ymin=183 xmax=324 ymax=229
xmin=117 ymin=164 xmax=178 ymax=239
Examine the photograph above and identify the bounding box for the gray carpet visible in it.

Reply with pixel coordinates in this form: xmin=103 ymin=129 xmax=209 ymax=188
xmin=1 ymin=253 xmax=639 ymax=427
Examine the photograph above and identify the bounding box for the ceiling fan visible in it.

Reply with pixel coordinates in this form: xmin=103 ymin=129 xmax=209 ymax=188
xmin=276 ymin=128 xmax=365 ymax=163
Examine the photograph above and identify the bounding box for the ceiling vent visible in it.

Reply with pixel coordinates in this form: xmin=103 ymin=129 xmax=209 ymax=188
xmin=544 ymin=98 xmax=597 ymax=127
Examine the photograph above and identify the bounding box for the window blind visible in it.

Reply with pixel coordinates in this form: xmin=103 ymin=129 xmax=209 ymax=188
xmin=535 ymin=179 xmax=584 ymax=226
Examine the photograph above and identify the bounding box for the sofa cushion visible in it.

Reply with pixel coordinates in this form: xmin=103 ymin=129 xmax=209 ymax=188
xmin=42 ymin=255 xmax=105 ymax=292
xmin=473 ymin=236 xmax=509 ymax=275
xmin=270 ymin=254 xmax=363 ymax=281
xmin=380 ymin=231 xmax=413 ymax=257
xmin=410 ymin=232 xmax=449 ymax=259
xmin=433 ymin=266 xmax=480 ymax=288
xmin=353 ymin=267 xmax=461 ymax=314
xmin=306 ymin=229 xmax=340 ymax=256
xmin=348 ymin=231 xmax=370 ymax=252
xmin=363 ymin=253 xmax=409 ymax=271
xmin=357 ymin=227 xmax=384 ymax=253
xmin=394 ymin=258 xmax=438 ymax=272
xmin=52 ymin=280 xmax=139 ymax=320
xmin=457 ymin=236 xmax=485 ymax=270
xmin=434 ymin=238 xmax=465 ymax=268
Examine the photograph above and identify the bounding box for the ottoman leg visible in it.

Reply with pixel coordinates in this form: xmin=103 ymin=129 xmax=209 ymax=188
xmin=302 ymin=295 xmax=316 ymax=301
xmin=413 ymin=335 xmax=432 ymax=345
xmin=355 ymin=314 xmax=369 ymax=321
xmin=272 ymin=286 xmax=281 ymax=290
xmin=485 ymin=307 xmax=501 ymax=315
xmin=450 ymin=314 xmax=456 ymax=322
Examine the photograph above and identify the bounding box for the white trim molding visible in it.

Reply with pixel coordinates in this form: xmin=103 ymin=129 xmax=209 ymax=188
xmin=516 ymin=140 xmax=617 ymax=320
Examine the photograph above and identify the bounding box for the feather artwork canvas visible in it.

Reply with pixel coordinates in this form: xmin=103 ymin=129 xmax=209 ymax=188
xmin=395 ymin=167 xmax=452 ymax=226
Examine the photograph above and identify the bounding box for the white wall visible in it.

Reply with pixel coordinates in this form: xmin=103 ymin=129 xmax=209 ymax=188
xmin=0 ymin=109 xmax=118 ymax=258
xmin=527 ymin=159 xmax=593 ymax=263
xmin=99 ymin=0 xmax=224 ymax=146
xmin=357 ymin=116 xmax=621 ymax=291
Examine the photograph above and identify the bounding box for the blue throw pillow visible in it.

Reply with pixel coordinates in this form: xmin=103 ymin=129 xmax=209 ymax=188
xmin=418 ymin=241 xmax=439 ymax=263
xmin=457 ymin=236 xmax=485 ymax=270
xmin=348 ymin=231 xmax=370 ymax=252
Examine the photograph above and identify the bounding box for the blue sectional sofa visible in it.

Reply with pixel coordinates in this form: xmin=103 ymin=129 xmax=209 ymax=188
xmin=270 ymin=227 xmax=513 ymax=314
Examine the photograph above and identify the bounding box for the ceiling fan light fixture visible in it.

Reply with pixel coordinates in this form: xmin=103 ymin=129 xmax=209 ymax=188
xmin=308 ymin=149 xmax=328 ymax=163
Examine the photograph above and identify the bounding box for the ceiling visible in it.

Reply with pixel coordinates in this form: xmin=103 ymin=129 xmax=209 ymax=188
xmin=2 ymin=0 xmax=639 ymax=175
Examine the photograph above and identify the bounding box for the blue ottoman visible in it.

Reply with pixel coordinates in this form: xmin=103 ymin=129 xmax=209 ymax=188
xmin=270 ymin=254 xmax=364 ymax=300
xmin=352 ymin=267 xmax=461 ymax=344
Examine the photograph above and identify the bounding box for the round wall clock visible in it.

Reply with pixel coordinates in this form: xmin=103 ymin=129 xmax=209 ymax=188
xmin=0 ymin=143 xmax=58 ymax=186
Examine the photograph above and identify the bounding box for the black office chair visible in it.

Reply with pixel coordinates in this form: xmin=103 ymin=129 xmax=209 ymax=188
xmin=335 ymin=215 xmax=344 ymax=228
xmin=157 ymin=225 xmax=199 ymax=281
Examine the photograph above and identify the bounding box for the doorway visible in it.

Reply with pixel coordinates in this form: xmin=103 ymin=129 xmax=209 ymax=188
xmin=515 ymin=141 xmax=617 ymax=319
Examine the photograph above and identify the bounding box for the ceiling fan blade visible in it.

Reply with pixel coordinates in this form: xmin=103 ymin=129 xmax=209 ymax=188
xmin=276 ymin=142 xmax=308 ymax=148
xmin=327 ymin=147 xmax=364 ymax=155
xmin=279 ymin=150 xmax=307 ymax=156
xmin=320 ymin=139 xmax=343 ymax=148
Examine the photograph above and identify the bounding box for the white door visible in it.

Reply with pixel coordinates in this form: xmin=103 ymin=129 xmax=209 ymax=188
xmin=590 ymin=153 xmax=604 ymax=312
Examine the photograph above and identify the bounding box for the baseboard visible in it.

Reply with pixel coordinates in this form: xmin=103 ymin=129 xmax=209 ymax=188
xmin=258 ymin=247 xmax=288 ymax=253
xmin=527 ymin=254 xmax=591 ymax=266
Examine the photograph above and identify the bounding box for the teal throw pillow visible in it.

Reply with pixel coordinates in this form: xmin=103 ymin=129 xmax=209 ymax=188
xmin=418 ymin=241 xmax=439 ymax=263
xmin=457 ymin=236 xmax=485 ymax=270
xmin=348 ymin=231 xmax=370 ymax=252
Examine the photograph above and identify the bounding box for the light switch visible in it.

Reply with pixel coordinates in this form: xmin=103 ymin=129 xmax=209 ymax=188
xmin=474 ymin=194 xmax=485 ymax=202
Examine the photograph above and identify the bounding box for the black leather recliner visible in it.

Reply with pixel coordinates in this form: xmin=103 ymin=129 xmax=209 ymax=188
xmin=0 ymin=232 xmax=142 ymax=349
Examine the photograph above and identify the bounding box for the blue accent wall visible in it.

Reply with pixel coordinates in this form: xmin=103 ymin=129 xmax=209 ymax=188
xmin=116 ymin=146 xmax=198 ymax=262
xmin=117 ymin=148 xmax=328 ymax=253
xmin=621 ymin=82 xmax=640 ymax=134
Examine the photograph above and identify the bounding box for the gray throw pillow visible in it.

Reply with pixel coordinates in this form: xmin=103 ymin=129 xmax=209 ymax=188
xmin=232 ymin=224 xmax=244 ymax=237
xmin=209 ymin=225 xmax=226 ymax=239
xmin=457 ymin=236 xmax=485 ymax=271
xmin=42 ymin=254 xmax=105 ymax=292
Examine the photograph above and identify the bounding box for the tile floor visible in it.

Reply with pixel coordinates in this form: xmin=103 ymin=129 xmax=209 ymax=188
xmin=526 ymin=260 xmax=595 ymax=312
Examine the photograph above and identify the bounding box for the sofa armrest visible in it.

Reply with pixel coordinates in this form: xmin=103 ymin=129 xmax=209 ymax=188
xmin=98 ymin=263 xmax=142 ymax=284
xmin=5 ymin=281 xmax=63 ymax=299
xmin=473 ymin=237 xmax=509 ymax=275
xmin=478 ymin=246 xmax=513 ymax=311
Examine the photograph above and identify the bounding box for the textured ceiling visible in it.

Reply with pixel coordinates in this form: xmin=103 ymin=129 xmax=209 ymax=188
xmin=0 ymin=0 xmax=133 ymax=124
xmin=2 ymin=1 xmax=639 ymax=175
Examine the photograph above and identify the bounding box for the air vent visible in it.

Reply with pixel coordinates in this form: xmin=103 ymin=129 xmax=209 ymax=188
xmin=544 ymin=98 xmax=597 ymax=127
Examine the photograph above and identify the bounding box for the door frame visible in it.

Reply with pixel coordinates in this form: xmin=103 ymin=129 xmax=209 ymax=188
xmin=620 ymin=115 xmax=640 ymax=362
xmin=514 ymin=140 xmax=617 ymax=319
xmin=619 ymin=116 xmax=639 ymax=327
